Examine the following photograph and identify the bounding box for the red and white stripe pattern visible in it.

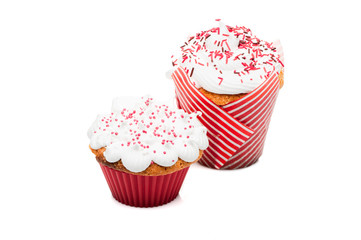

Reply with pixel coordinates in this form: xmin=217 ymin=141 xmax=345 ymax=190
xmin=220 ymin=69 xmax=280 ymax=169
xmin=172 ymin=67 xmax=280 ymax=169
xmin=172 ymin=67 xmax=255 ymax=169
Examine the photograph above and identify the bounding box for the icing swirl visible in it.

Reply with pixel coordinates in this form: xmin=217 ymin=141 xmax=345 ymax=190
xmin=87 ymin=96 xmax=209 ymax=173
xmin=171 ymin=20 xmax=283 ymax=94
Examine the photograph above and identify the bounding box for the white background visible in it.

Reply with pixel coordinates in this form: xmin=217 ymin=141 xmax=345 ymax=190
xmin=1 ymin=0 xmax=360 ymax=239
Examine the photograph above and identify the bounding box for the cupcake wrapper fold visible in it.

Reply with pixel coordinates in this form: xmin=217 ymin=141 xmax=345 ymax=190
xmin=99 ymin=163 xmax=189 ymax=207
xmin=171 ymin=42 xmax=283 ymax=169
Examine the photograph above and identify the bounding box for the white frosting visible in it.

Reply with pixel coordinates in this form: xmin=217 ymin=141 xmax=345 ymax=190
xmin=171 ymin=21 xmax=283 ymax=94
xmin=88 ymin=96 xmax=208 ymax=173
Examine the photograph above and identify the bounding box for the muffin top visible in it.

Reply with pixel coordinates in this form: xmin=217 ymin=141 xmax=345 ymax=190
xmin=171 ymin=20 xmax=283 ymax=95
xmin=88 ymin=96 xmax=208 ymax=173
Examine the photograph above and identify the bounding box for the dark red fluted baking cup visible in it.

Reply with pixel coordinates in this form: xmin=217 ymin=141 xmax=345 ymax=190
xmin=99 ymin=163 xmax=190 ymax=207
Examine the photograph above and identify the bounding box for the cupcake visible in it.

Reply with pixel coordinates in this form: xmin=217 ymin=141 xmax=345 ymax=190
xmin=170 ymin=20 xmax=284 ymax=169
xmin=87 ymin=96 xmax=208 ymax=207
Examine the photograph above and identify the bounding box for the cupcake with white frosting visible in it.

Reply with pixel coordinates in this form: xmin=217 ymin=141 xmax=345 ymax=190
xmin=169 ymin=20 xmax=284 ymax=169
xmin=171 ymin=19 xmax=284 ymax=105
xmin=88 ymin=96 xmax=208 ymax=207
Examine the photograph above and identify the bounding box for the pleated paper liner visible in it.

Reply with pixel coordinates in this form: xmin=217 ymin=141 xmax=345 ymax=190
xmin=99 ymin=163 xmax=189 ymax=207
xmin=172 ymin=63 xmax=282 ymax=170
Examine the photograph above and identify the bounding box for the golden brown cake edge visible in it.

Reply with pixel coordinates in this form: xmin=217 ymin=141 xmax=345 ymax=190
xmin=90 ymin=146 xmax=203 ymax=176
xmin=198 ymin=70 xmax=284 ymax=106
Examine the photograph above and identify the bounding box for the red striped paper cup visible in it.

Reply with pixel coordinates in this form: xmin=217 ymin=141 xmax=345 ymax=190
xmin=172 ymin=40 xmax=283 ymax=170
xmin=172 ymin=64 xmax=282 ymax=170
xmin=99 ymin=163 xmax=189 ymax=207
